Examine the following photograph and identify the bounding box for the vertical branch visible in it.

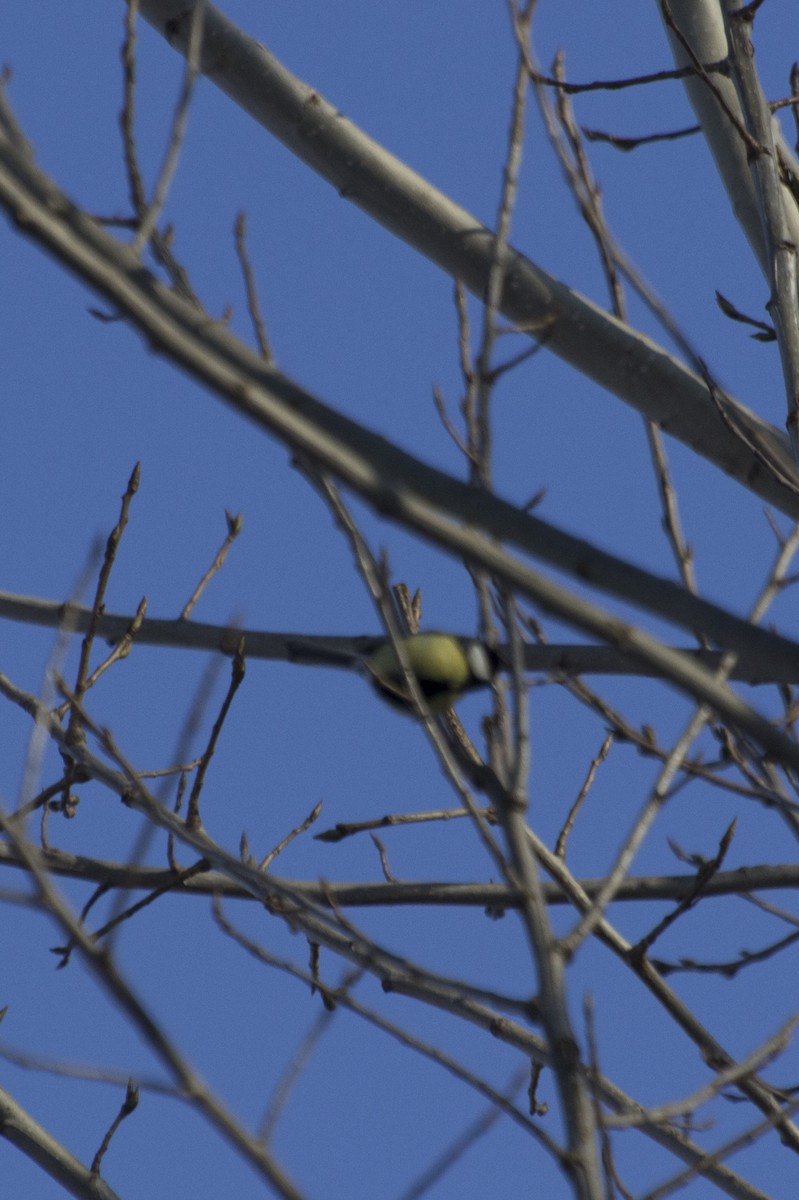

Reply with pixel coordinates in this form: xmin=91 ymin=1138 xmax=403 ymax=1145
xmin=69 ymin=464 xmax=141 ymax=723
xmin=723 ymin=1 xmax=799 ymax=460
xmin=131 ymin=0 xmax=206 ymax=254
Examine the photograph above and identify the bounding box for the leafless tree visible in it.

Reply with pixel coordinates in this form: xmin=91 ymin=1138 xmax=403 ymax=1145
xmin=2 ymin=2 xmax=799 ymax=1198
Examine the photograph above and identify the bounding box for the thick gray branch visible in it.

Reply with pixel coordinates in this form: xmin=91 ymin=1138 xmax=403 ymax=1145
xmin=0 ymin=1085 xmax=122 ymax=1200
xmin=4 ymin=124 xmax=799 ymax=762
xmin=2 ymin=591 xmax=798 ymax=682
xmin=133 ymin=0 xmax=798 ymax=509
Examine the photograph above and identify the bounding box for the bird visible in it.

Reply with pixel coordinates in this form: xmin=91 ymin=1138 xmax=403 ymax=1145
xmin=363 ymin=632 xmax=500 ymax=713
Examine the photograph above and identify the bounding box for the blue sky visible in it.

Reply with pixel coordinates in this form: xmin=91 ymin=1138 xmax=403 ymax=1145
xmin=2 ymin=3 xmax=799 ymax=1198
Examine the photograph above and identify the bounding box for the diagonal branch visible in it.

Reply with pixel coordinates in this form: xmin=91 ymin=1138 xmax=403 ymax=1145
xmin=0 ymin=1084 xmax=123 ymax=1200
xmin=4 ymin=104 xmax=799 ymax=763
xmin=128 ymin=0 xmax=797 ymax=509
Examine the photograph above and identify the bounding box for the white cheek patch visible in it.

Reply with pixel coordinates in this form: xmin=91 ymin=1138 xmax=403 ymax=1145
xmin=467 ymin=643 xmax=493 ymax=683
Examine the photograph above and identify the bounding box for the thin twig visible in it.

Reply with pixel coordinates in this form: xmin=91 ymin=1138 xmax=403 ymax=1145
xmin=186 ymin=638 xmax=246 ymax=829
xmin=234 ymin=210 xmax=274 ymax=364
xmin=180 ymin=510 xmax=243 ymax=620
xmin=90 ymin=1080 xmax=139 ymax=1177
xmin=555 ymin=733 xmax=613 ymax=859
xmin=131 ymin=0 xmax=206 ymax=254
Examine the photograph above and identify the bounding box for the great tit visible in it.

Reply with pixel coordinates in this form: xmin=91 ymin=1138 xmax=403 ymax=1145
xmin=364 ymin=632 xmax=500 ymax=713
